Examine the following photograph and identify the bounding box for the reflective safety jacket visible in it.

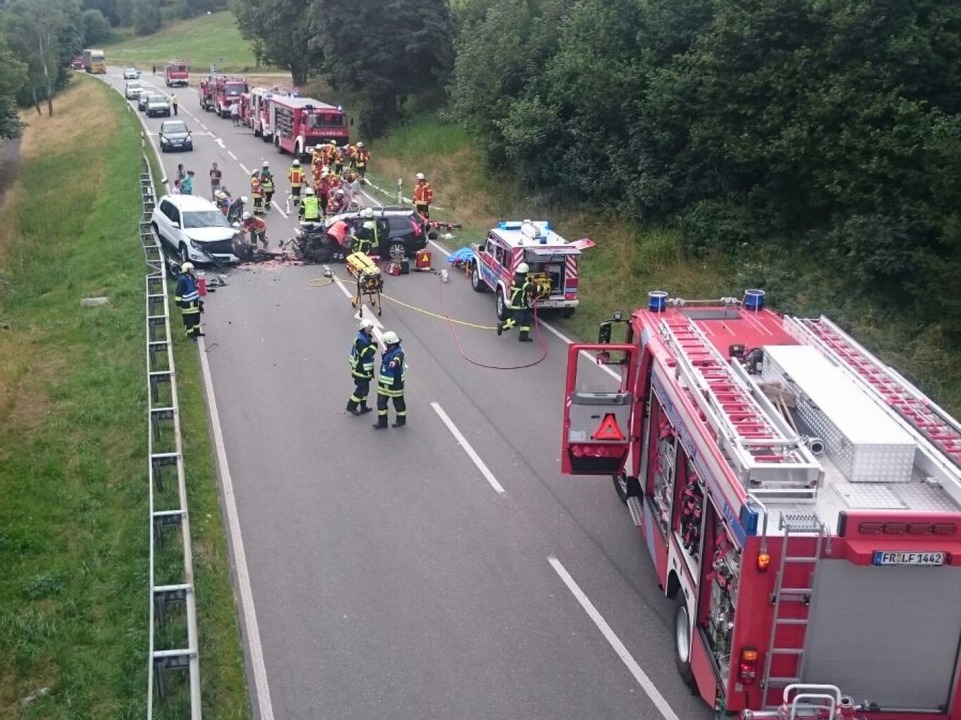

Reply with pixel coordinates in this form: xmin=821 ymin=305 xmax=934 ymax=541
xmin=288 ymin=167 xmax=305 ymax=187
xmin=355 ymin=148 xmax=370 ymax=168
xmin=509 ymin=274 xmax=533 ymax=309
xmin=413 ymin=181 xmax=433 ymax=205
xmin=349 ymin=330 xmax=376 ymax=379
xmin=300 ymin=195 xmax=321 ymax=221
xmin=259 ymin=170 xmax=275 ymax=191
xmin=377 ymin=345 xmax=406 ymax=396
xmin=242 ymin=216 xmax=267 ymax=234
xmin=250 ymin=177 xmax=263 ymax=198
xmin=175 ymin=273 xmax=200 ymax=314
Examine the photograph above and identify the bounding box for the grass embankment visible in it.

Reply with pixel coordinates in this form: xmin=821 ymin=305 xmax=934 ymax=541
xmin=366 ymin=116 xmax=961 ymax=415
xmin=103 ymin=12 xmax=270 ymax=75
xmin=0 ymin=77 xmax=248 ymax=718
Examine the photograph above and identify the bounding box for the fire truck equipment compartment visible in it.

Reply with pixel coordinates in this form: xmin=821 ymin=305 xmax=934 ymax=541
xmin=763 ymin=345 xmax=916 ymax=483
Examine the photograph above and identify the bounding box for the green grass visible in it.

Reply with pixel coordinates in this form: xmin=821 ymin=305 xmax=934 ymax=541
xmin=102 ymin=12 xmax=269 ymax=74
xmin=0 ymin=76 xmax=248 ymax=719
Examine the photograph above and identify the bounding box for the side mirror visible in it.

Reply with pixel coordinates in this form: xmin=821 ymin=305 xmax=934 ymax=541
xmin=171 ymin=221 xmax=180 ymax=228
xmin=598 ymin=321 xmax=612 ymax=345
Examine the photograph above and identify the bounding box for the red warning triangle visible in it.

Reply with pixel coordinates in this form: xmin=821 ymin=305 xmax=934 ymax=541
xmin=593 ymin=413 xmax=625 ymax=441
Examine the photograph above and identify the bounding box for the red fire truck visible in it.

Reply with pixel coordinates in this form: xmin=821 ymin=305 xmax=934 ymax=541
xmin=265 ymin=95 xmax=348 ymax=159
xmin=245 ymin=87 xmax=294 ymax=141
xmin=199 ymin=75 xmax=249 ymax=117
xmin=164 ymin=60 xmax=189 ymax=87
xmin=562 ymin=289 xmax=961 ymax=720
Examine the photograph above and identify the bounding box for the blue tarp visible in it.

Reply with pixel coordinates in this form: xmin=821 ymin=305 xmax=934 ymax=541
xmin=447 ymin=246 xmax=475 ymax=266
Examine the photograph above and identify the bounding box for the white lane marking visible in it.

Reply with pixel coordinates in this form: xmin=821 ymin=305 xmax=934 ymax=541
xmin=215 ymin=138 xmax=225 ymax=149
xmin=426 ymin=239 xmax=620 ymax=382
xmin=547 ymin=556 xmax=681 ymax=720
xmin=228 ymin=151 xmax=237 ymax=160
xmin=334 ymin=274 xmax=384 ymax=345
xmin=270 ymin=201 xmax=288 ymax=218
xmin=239 ymin=163 xmax=251 ymax=176
xmin=200 ymin=124 xmax=208 ymax=131
xmin=430 ymin=402 xmax=505 ymax=495
xmin=196 ymin=268 xmax=276 ymax=715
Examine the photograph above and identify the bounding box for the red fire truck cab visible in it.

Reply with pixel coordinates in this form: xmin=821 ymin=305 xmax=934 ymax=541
xmin=199 ymin=75 xmax=249 ymax=118
xmin=164 ymin=60 xmax=189 ymax=87
xmin=562 ymin=289 xmax=961 ymax=720
xmin=266 ymin=95 xmax=348 ymax=159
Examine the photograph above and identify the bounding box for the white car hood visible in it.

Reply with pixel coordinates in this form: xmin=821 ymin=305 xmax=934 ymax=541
xmin=184 ymin=227 xmax=236 ymax=243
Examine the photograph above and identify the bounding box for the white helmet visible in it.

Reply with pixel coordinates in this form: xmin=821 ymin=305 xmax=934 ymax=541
xmin=516 ymin=262 xmax=530 ymax=274
xmin=382 ymin=330 xmax=400 ymax=345
xmin=232 ymin=222 xmax=241 ymax=229
xmin=329 ymin=140 xmax=337 ymax=146
xmin=359 ymin=319 xmax=374 ymax=332
xmin=357 ymin=141 xmax=364 ymax=147
xmin=242 ymin=211 xmax=252 ymax=220
xmin=335 ymin=189 xmax=345 ymax=197
xmin=305 ymin=187 xmax=315 ymax=195
xmin=181 ymin=262 xmax=195 ymax=272
xmin=315 ymin=144 xmax=323 ymax=151
xmin=363 ymin=221 xmax=375 ymax=230
xmin=240 ymin=196 xmax=249 ymax=204
xmin=362 ymin=207 xmax=374 ymax=219
xmin=262 ymin=160 xmax=269 ymax=167
xmin=415 ymin=172 xmax=425 ymax=180
xmin=292 ymin=159 xmax=300 ymax=165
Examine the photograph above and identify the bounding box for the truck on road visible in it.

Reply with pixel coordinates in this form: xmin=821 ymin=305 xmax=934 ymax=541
xmin=82 ymin=48 xmax=106 ymax=74
xmin=164 ymin=61 xmax=189 ymax=87
xmin=562 ymin=289 xmax=961 ymax=720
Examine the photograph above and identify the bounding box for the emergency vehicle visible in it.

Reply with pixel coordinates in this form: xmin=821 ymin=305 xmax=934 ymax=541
xmin=266 ymin=95 xmax=348 ymax=159
xmin=469 ymin=220 xmax=593 ymax=319
xmin=245 ymin=87 xmax=277 ymax=139
xmin=164 ymin=60 xmax=189 ymax=87
xmin=562 ymin=289 xmax=961 ymax=720
xmin=199 ymin=75 xmax=248 ymax=117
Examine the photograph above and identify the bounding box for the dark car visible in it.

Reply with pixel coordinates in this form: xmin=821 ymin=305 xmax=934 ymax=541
xmin=159 ymin=120 xmax=193 ymax=152
xmin=146 ymin=94 xmax=171 ymax=117
xmin=325 ymin=206 xmax=435 ymax=260
xmin=137 ymin=92 xmax=151 ymax=112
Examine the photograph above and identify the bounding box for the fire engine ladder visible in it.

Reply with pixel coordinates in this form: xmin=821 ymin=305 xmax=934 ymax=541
xmin=786 ymin=315 xmax=961 ymax=508
xmin=660 ymin=317 xmax=823 ymax=499
xmin=762 ymin=512 xmax=826 ymax=696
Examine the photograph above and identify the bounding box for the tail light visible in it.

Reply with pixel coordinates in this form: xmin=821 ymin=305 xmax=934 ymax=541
xmin=738 ymin=648 xmax=758 ymax=684
xmin=410 ymin=218 xmax=423 ymax=237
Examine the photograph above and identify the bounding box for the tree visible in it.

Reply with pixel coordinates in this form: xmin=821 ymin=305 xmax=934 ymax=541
xmin=3 ymin=0 xmax=81 ymax=116
xmin=81 ymin=0 xmax=118 ymax=25
xmin=0 ymin=38 xmax=28 ymax=138
xmin=82 ymin=8 xmax=111 ymax=44
xmin=231 ymin=0 xmax=323 ymax=87
xmin=133 ymin=0 xmax=160 ymax=35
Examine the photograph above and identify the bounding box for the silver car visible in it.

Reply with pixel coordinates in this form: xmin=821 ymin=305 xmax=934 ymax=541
xmin=124 ymin=81 xmax=143 ymax=100
xmin=146 ymin=94 xmax=171 ymax=118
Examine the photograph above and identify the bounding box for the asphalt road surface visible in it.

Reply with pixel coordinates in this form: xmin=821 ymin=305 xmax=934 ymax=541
xmin=103 ymin=69 xmax=714 ymax=720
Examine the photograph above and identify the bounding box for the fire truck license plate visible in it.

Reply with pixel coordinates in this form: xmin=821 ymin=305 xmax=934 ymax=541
xmin=872 ymin=551 xmax=945 ymax=566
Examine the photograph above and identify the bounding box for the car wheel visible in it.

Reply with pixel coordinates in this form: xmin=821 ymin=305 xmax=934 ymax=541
xmin=186 ymin=144 xmax=193 ymax=152
xmin=674 ymin=595 xmax=696 ymax=689
xmin=179 ymin=243 xmax=190 ymax=264
xmin=470 ymin=263 xmax=486 ymax=293
xmin=560 ymin=308 xmax=576 ymax=318
xmin=160 ymin=146 xmax=167 ymax=153
xmin=388 ymin=242 xmax=407 ymax=262
xmin=496 ymin=290 xmax=510 ymax=321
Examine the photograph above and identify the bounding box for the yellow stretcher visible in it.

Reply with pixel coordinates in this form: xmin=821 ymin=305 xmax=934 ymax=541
xmin=346 ymin=251 xmax=383 ymax=316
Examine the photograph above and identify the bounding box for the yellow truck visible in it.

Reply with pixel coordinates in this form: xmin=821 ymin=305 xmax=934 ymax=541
xmin=82 ymin=49 xmax=106 ymax=74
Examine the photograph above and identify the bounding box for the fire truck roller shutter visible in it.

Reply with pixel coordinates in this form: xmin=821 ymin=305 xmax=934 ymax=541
xmin=801 ymin=560 xmax=961 ymax=710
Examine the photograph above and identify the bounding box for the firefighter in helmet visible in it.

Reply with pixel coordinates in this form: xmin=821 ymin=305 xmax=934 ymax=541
xmin=497 ymin=262 xmax=535 ymax=342
xmin=311 ymin=144 xmax=325 ymax=178
xmin=241 ymin=211 xmax=268 ymax=249
xmin=174 ymin=262 xmax=203 ymax=339
xmin=351 ymin=218 xmax=379 ymax=256
xmin=259 ymin=160 xmax=275 ymax=209
xmin=373 ymin=331 xmax=406 ymax=429
xmin=346 ymin=318 xmax=377 ymax=416
xmin=413 ymin=172 xmax=433 ymax=218
xmin=299 ymin=186 xmax=322 ymax=223
xmin=354 ymin=141 xmax=370 ymax=180
xmin=250 ymin=171 xmax=265 ymax=216
xmin=288 ymin=158 xmax=305 ymax=206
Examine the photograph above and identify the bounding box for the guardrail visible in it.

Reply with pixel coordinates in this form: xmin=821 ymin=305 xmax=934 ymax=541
xmin=139 ymin=151 xmax=202 ymax=719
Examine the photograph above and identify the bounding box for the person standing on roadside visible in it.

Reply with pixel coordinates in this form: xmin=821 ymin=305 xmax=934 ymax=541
xmin=413 ymin=172 xmax=433 ymax=218
xmin=175 ymin=262 xmax=204 ymax=339
xmin=346 ymin=319 xmax=376 ymax=416
xmin=209 ymin=162 xmax=222 ymax=200
xmin=170 ymin=92 xmax=178 ymax=116
xmin=372 ymin=331 xmax=407 ymax=429
xmin=181 ymin=170 xmax=194 ymax=195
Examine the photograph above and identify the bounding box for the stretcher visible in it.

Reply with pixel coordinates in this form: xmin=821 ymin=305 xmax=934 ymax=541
xmin=346 ymin=251 xmax=383 ymax=316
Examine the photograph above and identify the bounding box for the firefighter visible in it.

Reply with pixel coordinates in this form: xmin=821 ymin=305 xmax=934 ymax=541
xmin=351 ymin=220 xmax=378 ymax=256
xmin=170 ymin=92 xmax=178 ymax=116
xmin=311 ymin=144 xmax=325 ymax=178
xmin=328 ymin=187 xmax=348 ymax=216
xmin=373 ymin=331 xmax=406 ymax=429
xmin=322 ymin=140 xmax=338 ymax=170
xmin=175 ymin=262 xmax=203 ymax=339
xmin=497 ymin=262 xmax=534 ymax=342
xmin=214 ymin=186 xmax=231 ymax=215
xmin=346 ymin=319 xmax=377 ymax=416
xmin=354 ymin=141 xmax=370 ymax=180
xmin=241 ymin=211 xmax=268 ymax=249
xmin=250 ymin=171 xmax=265 ymax=216
xmin=288 ymin=158 xmax=305 ymax=206
xmin=226 ymin=195 xmax=247 ymax=224
xmin=413 ymin=172 xmax=433 ymax=218
xmin=259 ymin=161 xmax=275 ymax=209
xmin=299 ymin=187 xmax=322 ymax=222
xmin=317 ymin=169 xmax=331 ymax=218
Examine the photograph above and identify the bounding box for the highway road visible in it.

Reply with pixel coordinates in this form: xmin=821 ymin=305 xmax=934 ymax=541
xmin=104 ymin=69 xmax=714 ymax=720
